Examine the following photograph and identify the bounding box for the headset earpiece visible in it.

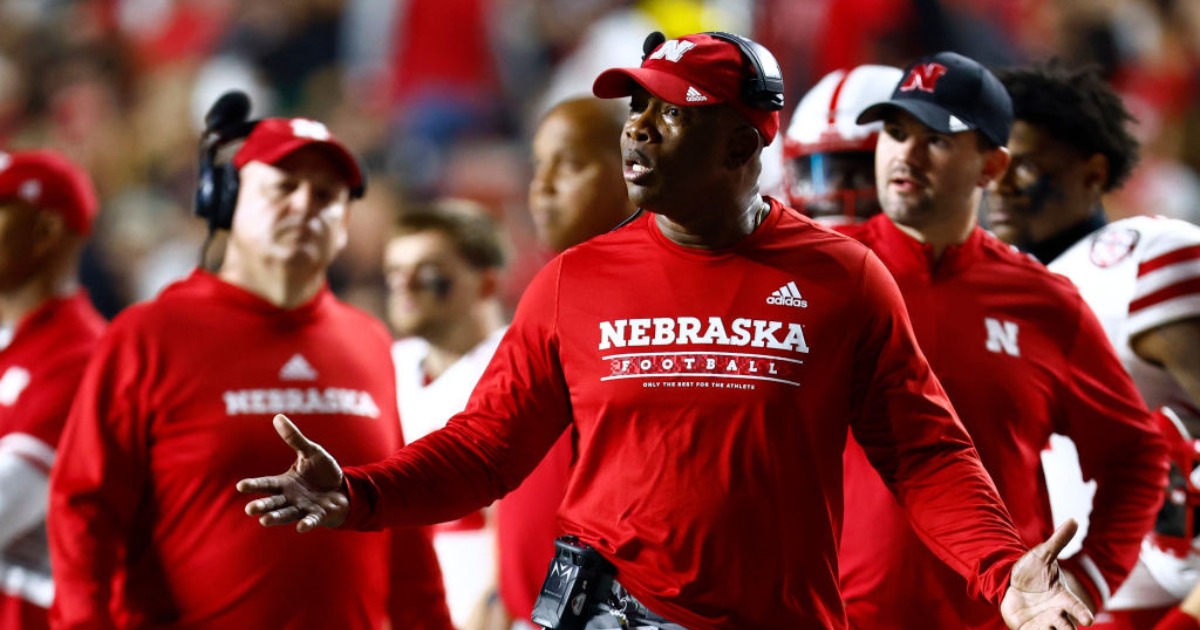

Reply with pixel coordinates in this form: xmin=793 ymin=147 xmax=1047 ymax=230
xmin=195 ymin=154 xmax=242 ymax=231
xmin=703 ymin=31 xmax=785 ymax=112
xmin=213 ymin=163 xmax=240 ymax=229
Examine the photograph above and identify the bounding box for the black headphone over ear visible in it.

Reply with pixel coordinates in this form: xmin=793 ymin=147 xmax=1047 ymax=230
xmin=195 ymin=91 xmax=260 ymax=231
xmin=703 ymin=32 xmax=785 ymax=112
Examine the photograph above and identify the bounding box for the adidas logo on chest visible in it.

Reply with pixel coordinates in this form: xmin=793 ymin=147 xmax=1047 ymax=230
xmin=766 ymin=281 xmax=807 ymax=308
xmin=279 ymin=353 xmax=318 ymax=380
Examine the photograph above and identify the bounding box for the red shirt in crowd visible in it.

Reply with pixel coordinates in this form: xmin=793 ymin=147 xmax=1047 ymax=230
xmin=837 ymin=215 xmax=1168 ymax=629
xmin=0 ymin=292 xmax=104 ymax=630
xmin=48 ymin=270 xmax=451 ymax=630
xmin=340 ymin=200 xmax=1030 ymax=630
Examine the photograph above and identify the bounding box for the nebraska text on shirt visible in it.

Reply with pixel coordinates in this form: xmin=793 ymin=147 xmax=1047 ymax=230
xmin=597 ymin=317 xmax=810 ymax=354
xmin=223 ymin=387 xmax=381 ymax=417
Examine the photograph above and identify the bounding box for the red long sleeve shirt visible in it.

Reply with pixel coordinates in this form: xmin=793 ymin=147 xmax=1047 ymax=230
xmin=0 ymin=292 xmax=104 ymax=630
xmin=342 ymin=201 xmax=1029 ymax=630
xmin=838 ymin=216 xmax=1168 ymax=629
xmin=48 ymin=271 xmax=451 ymax=630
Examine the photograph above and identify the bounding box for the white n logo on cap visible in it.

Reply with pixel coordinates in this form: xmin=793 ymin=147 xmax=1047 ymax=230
xmin=290 ymin=119 xmax=331 ymax=140
xmin=649 ymin=40 xmax=696 ymax=63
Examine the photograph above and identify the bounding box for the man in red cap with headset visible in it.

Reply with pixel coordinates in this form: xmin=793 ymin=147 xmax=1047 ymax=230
xmin=0 ymin=150 xmax=106 ymax=630
xmin=49 ymin=118 xmax=453 ymax=630
xmin=239 ymin=34 xmax=1093 ymax=630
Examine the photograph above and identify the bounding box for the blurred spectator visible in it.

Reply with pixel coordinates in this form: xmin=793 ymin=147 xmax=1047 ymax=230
xmin=527 ymin=97 xmax=632 ymax=250
xmin=385 ymin=198 xmax=509 ymax=629
xmin=0 ymin=149 xmax=106 ymax=630
xmin=483 ymin=96 xmax=635 ymax=630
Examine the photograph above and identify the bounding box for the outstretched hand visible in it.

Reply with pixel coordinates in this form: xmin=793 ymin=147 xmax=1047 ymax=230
xmin=236 ymin=414 xmax=349 ymax=533
xmin=1000 ymin=520 xmax=1095 ymax=630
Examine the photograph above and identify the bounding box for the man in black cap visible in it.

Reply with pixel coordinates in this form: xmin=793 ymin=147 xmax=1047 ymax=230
xmin=837 ymin=51 xmax=1167 ymax=630
xmin=240 ymin=36 xmax=1099 ymax=630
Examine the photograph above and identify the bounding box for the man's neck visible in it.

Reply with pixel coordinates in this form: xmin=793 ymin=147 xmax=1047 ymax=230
xmin=655 ymin=193 xmax=767 ymax=251
xmin=0 ymin=273 xmax=75 ymax=330
xmin=892 ymin=206 xmax=978 ymax=261
xmin=1025 ymin=210 xmax=1107 ymax=265
xmin=421 ymin=306 xmax=505 ymax=382
xmin=218 ymin=256 xmax=324 ymax=310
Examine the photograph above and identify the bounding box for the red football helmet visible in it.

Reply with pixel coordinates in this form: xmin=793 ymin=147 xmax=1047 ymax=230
xmin=783 ymin=65 xmax=902 ymax=225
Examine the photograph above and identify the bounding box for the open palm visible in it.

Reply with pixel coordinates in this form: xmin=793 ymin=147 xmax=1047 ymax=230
xmin=236 ymin=414 xmax=349 ymax=532
xmin=1000 ymin=520 xmax=1095 ymax=630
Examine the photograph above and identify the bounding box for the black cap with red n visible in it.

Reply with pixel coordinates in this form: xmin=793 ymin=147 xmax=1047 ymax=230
xmin=857 ymin=51 xmax=1013 ymax=147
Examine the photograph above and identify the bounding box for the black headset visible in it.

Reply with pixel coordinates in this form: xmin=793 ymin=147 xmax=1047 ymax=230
xmin=195 ymin=91 xmax=259 ymax=231
xmin=641 ymin=31 xmax=785 ymax=112
xmin=194 ymin=90 xmax=367 ymax=233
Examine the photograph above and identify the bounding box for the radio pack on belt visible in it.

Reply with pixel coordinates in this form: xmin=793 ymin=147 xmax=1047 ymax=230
xmin=531 ymin=536 xmax=616 ymax=630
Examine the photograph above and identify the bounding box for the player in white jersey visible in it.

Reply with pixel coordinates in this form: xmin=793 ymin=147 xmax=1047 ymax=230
xmin=988 ymin=61 xmax=1200 ymax=629
xmin=384 ymin=199 xmax=509 ymax=628
xmin=781 ymin=64 xmax=902 ymax=225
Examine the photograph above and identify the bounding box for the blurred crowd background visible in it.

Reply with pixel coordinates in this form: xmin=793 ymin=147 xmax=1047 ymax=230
xmin=2 ymin=0 xmax=1198 ymax=322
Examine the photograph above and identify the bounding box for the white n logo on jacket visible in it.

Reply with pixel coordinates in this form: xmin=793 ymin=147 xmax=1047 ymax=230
xmin=984 ymin=318 xmax=1021 ymax=357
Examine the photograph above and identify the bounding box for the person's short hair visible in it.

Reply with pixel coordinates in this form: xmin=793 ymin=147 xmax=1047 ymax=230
xmin=393 ymin=199 xmax=507 ymax=270
xmin=997 ymin=61 xmax=1139 ymax=192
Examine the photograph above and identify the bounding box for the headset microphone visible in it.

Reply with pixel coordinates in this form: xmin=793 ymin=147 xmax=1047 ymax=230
xmin=205 ymin=91 xmax=251 ymax=132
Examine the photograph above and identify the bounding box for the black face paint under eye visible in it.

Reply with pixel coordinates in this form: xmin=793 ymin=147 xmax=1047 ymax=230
xmin=1019 ymin=174 xmax=1067 ymax=216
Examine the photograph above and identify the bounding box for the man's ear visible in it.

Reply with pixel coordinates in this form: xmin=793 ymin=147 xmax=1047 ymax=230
xmin=726 ymin=125 xmax=762 ymax=170
xmin=30 ymin=211 xmax=67 ymax=258
xmin=331 ymin=201 xmax=351 ymax=253
xmin=1081 ymin=153 xmax=1110 ymax=195
xmin=978 ymin=146 xmax=1012 ymax=188
xmin=479 ymin=268 xmax=501 ymax=299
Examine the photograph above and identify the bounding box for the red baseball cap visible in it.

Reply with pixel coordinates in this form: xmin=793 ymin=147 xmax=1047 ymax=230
xmin=233 ymin=118 xmax=364 ymax=194
xmin=592 ymin=33 xmax=781 ymax=144
xmin=0 ymin=150 xmax=99 ymax=235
